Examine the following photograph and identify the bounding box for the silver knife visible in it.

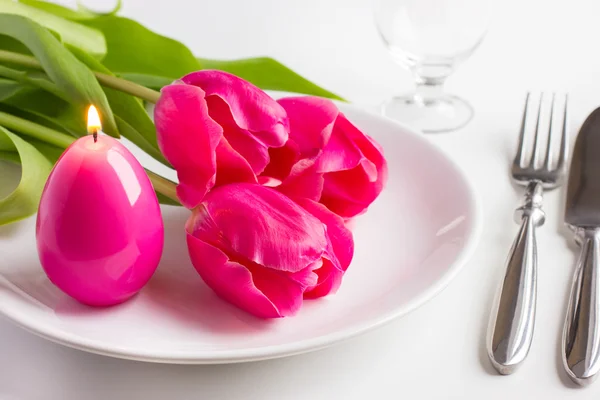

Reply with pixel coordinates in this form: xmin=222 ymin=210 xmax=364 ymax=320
xmin=563 ymin=107 xmax=600 ymax=386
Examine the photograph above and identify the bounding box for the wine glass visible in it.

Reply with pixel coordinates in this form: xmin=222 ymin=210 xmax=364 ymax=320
xmin=374 ymin=0 xmax=492 ymax=133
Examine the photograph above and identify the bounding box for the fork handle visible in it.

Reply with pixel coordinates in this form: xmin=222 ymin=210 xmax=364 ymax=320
xmin=562 ymin=228 xmax=600 ymax=386
xmin=488 ymin=181 xmax=545 ymax=374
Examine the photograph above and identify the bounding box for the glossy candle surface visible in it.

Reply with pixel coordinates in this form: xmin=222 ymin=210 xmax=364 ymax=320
xmin=36 ymin=135 xmax=164 ymax=306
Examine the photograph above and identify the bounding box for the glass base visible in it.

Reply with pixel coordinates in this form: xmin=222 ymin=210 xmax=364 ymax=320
xmin=381 ymin=94 xmax=474 ymax=133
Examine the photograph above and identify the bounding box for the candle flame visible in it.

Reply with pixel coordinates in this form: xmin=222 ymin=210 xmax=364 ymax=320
xmin=87 ymin=105 xmax=102 ymax=134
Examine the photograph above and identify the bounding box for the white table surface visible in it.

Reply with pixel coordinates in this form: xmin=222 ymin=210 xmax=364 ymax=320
xmin=2 ymin=0 xmax=600 ymax=398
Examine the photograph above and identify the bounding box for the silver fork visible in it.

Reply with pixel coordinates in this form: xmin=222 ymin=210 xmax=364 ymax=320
xmin=487 ymin=92 xmax=569 ymax=375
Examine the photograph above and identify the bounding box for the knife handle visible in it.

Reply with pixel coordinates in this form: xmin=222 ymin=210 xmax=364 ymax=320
xmin=563 ymin=228 xmax=600 ymax=386
xmin=488 ymin=181 xmax=544 ymax=374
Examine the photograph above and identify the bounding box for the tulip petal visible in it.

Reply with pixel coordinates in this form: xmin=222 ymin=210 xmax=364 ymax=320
xmin=262 ymin=97 xmax=339 ymax=199
xmin=187 ymin=233 xmax=316 ymax=318
xmin=261 ymin=141 xmax=300 ymax=181
xmin=277 ymin=96 xmax=337 ymax=159
xmin=214 ymin=137 xmax=257 ymax=187
xmin=257 ymin=176 xmax=283 ymax=187
xmin=336 ymin=114 xmax=386 ymax=181
xmin=297 ymin=198 xmax=353 ymax=298
xmin=155 ymin=83 xmax=223 ymax=209
xmin=182 ymin=71 xmax=289 ymax=174
xmin=297 ymin=198 xmax=354 ymax=271
xmin=277 ymin=165 xmax=324 ymax=201
xmin=206 ymin=96 xmax=273 ymax=174
xmin=183 ymin=71 xmax=288 ymax=146
xmin=303 ymin=259 xmax=343 ymax=299
xmin=187 ymin=183 xmax=328 ymax=273
xmin=245 ymin=257 xmax=317 ymax=315
xmin=319 ymin=114 xmax=388 ymax=217
xmin=315 ymin=114 xmax=363 ymax=173
xmin=320 ymin=163 xmax=385 ymax=217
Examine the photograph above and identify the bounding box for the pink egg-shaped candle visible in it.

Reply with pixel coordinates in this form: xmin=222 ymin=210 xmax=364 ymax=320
xmin=36 ymin=107 xmax=164 ymax=307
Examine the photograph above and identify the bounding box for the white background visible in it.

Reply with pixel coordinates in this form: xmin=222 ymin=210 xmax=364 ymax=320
xmin=2 ymin=0 xmax=600 ymax=398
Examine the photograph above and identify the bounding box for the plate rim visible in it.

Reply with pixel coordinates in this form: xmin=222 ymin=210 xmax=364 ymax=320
xmin=0 ymin=101 xmax=483 ymax=364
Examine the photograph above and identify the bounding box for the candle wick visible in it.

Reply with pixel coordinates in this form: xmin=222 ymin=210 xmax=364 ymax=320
xmin=93 ymin=130 xmax=98 ymax=143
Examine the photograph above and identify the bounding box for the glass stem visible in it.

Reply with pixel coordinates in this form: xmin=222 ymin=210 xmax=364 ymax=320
xmin=413 ymin=76 xmax=447 ymax=105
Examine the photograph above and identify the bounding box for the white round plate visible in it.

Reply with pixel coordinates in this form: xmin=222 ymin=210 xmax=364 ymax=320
xmin=0 ymin=102 xmax=482 ymax=364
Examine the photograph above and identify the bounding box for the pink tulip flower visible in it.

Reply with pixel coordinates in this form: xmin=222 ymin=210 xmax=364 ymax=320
xmin=264 ymin=96 xmax=388 ymax=218
xmin=155 ymin=70 xmax=289 ymax=209
xmin=186 ymin=183 xmax=352 ymax=318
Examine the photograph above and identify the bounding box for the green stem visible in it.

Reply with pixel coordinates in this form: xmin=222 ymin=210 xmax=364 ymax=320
xmin=0 ymin=112 xmax=179 ymax=204
xmin=0 ymin=49 xmax=39 ymax=69
xmin=95 ymin=71 xmax=160 ymax=103
xmin=145 ymin=169 xmax=178 ymax=202
xmin=0 ymin=111 xmax=74 ymax=148
xmin=0 ymin=49 xmax=161 ymax=103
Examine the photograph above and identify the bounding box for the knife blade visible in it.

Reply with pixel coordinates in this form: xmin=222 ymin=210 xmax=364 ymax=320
xmin=563 ymin=107 xmax=600 ymax=386
xmin=565 ymin=108 xmax=600 ymax=227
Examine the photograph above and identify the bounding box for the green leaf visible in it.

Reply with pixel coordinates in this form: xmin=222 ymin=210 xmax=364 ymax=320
xmin=68 ymin=46 xmax=169 ymax=166
xmin=17 ymin=0 xmax=122 ymax=20
xmin=83 ymin=16 xmax=201 ymax=78
xmin=26 ymin=137 xmax=64 ymax=162
xmin=106 ymin=89 xmax=159 ymax=149
xmin=0 ymin=78 xmax=24 ymax=100
xmin=0 ymin=35 xmax=32 ymax=56
xmin=0 ymin=0 xmax=106 ymax=57
xmin=0 ymin=14 xmax=341 ymax=101
xmin=17 ymin=0 xmax=96 ymax=20
xmin=75 ymin=0 xmax=122 ymax=18
xmin=0 ymin=64 xmax=68 ymax=100
xmin=0 ymin=125 xmax=15 ymax=150
xmin=0 ymin=14 xmax=118 ymax=136
xmin=1 ymin=133 xmax=65 ymax=164
xmin=115 ymin=115 xmax=168 ymax=166
xmin=121 ymin=62 xmax=344 ymax=101
xmin=0 ymin=74 xmax=85 ymax=137
xmin=0 ymin=99 xmax=83 ymax=138
xmin=199 ymin=57 xmax=344 ymax=101
xmin=0 ymin=151 xmax=19 ymax=163
xmin=0 ymin=125 xmax=52 ymax=225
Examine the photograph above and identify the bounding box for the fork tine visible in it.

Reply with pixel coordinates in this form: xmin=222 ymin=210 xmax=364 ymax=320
xmin=514 ymin=92 xmax=530 ymax=166
xmin=530 ymin=93 xmax=544 ymax=166
xmin=557 ymin=94 xmax=569 ymax=170
xmin=543 ymin=93 xmax=556 ymax=169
